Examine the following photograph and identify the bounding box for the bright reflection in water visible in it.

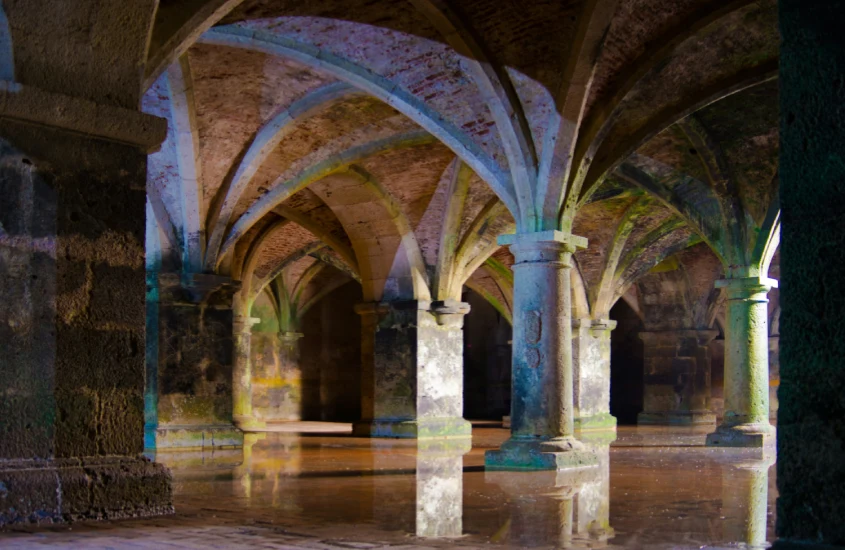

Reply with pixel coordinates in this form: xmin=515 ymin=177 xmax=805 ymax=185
xmin=153 ymin=426 xmax=776 ymax=549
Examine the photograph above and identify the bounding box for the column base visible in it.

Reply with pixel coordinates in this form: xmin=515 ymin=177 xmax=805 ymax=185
xmin=233 ymin=415 xmax=268 ymax=432
xmin=637 ymin=410 xmax=717 ymax=425
xmin=145 ymin=424 xmax=244 ymax=450
xmin=575 ymin=413 xmax=618 ymax=432
xmin=706 ymin=422 xmax=776 ymax=447
xmin=352 ymin=417 xmax=472 ymax=439
xmin=485 ymin=437 xmax=599 ymax=471
xmin=0 ymin=456 xmax=173 ymax=525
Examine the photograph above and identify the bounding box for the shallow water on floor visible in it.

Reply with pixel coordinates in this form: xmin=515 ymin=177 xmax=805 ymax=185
xmin=0 ymin=425 xmax=778 ymax=549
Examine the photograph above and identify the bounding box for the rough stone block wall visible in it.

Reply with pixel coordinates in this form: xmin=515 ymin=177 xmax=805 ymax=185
xmin=250 ymin=332 xmax=302 ymax=422
xmin=0 ymin=120 xmax=171 ymax=523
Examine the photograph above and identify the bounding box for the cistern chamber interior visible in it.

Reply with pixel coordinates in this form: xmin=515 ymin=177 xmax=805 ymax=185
xmin=0 ymin=0 xmax=843 ymax=548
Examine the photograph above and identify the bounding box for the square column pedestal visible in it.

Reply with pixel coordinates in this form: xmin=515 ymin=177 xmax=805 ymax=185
xmin=145 ymin=273 xmax=244 ymax=450
xmin=638 ymin=330 xmax=719 ymax=425
xmin=352 ymin=300 xmax=472 ymax=439
xmin=573 ymin=319 xmax=618 ymax=434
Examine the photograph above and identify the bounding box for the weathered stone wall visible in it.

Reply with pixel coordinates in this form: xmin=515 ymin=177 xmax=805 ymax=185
xmin=250 ymin=331 xmax=303 ymax=422
xmin=573 ymin=320 xmax=616 ymax=431
xmin=146 ymin=274 xmax=242 ymax=449
xmin=0 ymin=120 xmax=171 ymax=523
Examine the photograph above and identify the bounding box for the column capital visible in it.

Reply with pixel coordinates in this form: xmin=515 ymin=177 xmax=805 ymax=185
xmin=498 ymin=230 xmax=588 ymax=249
xmin=716 ymin=276 xmax=778 ymax=297
xmin=572 ymin=318 xmax=618 ymax=335
xmin=0 ymin=81 xmax=167 ymax=152
xmin=278 ymin=331 xmax=305 ymax=343
xmin=232 ymin=316 xmax=261 ymax=334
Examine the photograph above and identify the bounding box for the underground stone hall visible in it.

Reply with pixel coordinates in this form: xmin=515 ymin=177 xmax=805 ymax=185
xmin=0 ymin=0 xmax=842 ymax=548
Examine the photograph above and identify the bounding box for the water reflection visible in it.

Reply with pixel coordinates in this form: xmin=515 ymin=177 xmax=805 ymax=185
xmin=159 ymin=427 xmax=777 ymax=549
xmin=486 ymin=443 xmax=612 ymax=548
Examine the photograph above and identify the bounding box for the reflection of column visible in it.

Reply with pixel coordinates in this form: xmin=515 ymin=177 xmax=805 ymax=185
xmin=251 ymin=331 xmax=303 ymax=423
xmin=573 ymin=319 xmax=618 ymax=432
xmin=707 ymin=277 xmax=776 ymax=447
xmin=573 ymin=442 xmax=613 ymax=545
xmin=353 ymin=300 xmax=471 ymax=438
xmin=487 ymin=465 xmax=600 ymax=547
xmin=638 ymin=330 xmax=718 ymax=425
xmin=416 ymin=439 xmax=471 ymax=538
xmin=233 ymin=316 xmax=261 ymax=430
xmin=486 ymin=232 xmax=597 ymax=471
xmin=147 ymin=273 xmax=244 ymax=450
xmin=721 ymin=453 xmax=774 ymax=548
xmin=233 ymin=432 xmax=267 ymax=501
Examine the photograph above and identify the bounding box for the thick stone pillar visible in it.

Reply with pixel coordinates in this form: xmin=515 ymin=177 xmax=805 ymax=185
xmin=353 ymin=300 xmax=472 ymax=438
xmin=252 ymin=331 xmax=304 ymax=423
xmin=637 ymin=330 xmax=718 ymax=425
xmin=776 ymin=2 xmax=845 ymax=543
xmin=707 ymin=277 xmax=776 ymax=447
xmin=232 ymin=316 xmax=261 ymax=430
xmin=145 ymin=273 xmax=244 ymax=450
xmin=573 ymin=319 xmax=617 ymax=433
xmin=485 ymin=231 xmax=597 ymax=470
xmin=0 ymin=109 xmax=171 ymax=522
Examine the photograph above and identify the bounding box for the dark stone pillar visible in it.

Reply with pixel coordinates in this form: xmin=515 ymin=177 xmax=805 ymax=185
xmin=145 ymin=273 xmax=243 ymax=450
xmin=638 ymin=330 xmax=718 ymax=425
xmin=0 ymin=116 xmax=171 ymax=523
xmin=776 ymin=0 xmax=845 ymax=544
xmin=353 ymin=300 xmax=472 ymax=438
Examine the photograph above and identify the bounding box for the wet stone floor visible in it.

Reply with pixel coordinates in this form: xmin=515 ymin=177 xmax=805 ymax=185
xmin=0 ymin=424 xmax=777 ymax=549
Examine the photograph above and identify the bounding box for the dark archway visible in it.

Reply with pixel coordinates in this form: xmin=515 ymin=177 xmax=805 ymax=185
xmin=462 ymin=289 xmax=512 ymax=420
xmin=609 ymin=300 xmax=644 ymax=425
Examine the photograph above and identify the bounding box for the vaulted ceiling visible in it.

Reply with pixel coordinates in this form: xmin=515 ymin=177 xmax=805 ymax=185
xmin=142 ymin=0 xmax=779 ymax=325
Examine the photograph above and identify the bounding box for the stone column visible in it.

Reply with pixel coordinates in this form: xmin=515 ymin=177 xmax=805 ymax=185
xmin=485 ymin=231 xmax=597 ymax=470
xmin=232 ymin=316 xmax=261 ymax=430
xmin=573 ymin=319 xmax=618 ymax=433
xmin=251 ymin=331 xmax=304 ymax=423
xmin=146 ymin=273 xmax=244 ymax=450
xmin=0 ymin=102 xmax=171 ymax=522
xmin=777 ymin=2 xmax=845 ymax=542
xmin=707 ymin=277 xmax=776 ymax=447
xmin=638 ymin=330 xmax=718 ymax=425
xmin=353 ymin=300 xmax=472 ymax=438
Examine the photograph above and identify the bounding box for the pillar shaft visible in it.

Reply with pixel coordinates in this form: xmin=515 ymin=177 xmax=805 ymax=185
xmin=145 ymin=273 xmax=244 ymax=450
xmin=0 ymin=116 xmax=171 ymax=523
xmin=232 ymin=316 xmax=261 ymax=429
xmin=638 ymin=330 xmax=718 ymax=425
xmin=776 ymin=2 xmax=845 ymax=541
xmin=485 ymin=231 xmax=597 ymax=470
xmin=250 ymin=331 xmax=304 ymax=423
xmin=707 ymin=277 xmax=776 ymax=447
xmin=572 ymin=319 xmax=617 ymax=432
xmin=353 ymin=300 xmax=471 ymax=439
